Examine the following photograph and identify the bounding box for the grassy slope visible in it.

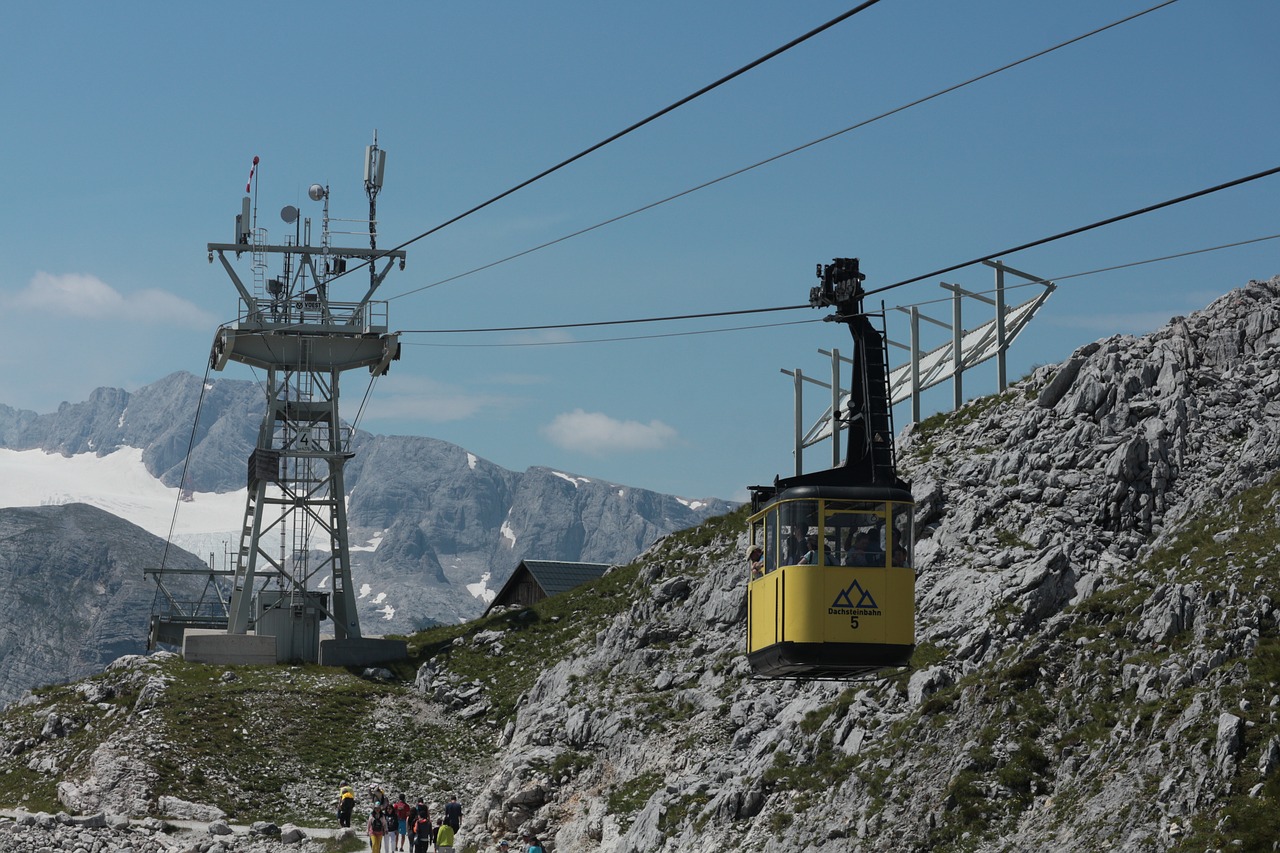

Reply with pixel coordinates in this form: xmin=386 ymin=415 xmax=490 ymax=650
xmin=0 ymin=508 xmax=744 ymax=827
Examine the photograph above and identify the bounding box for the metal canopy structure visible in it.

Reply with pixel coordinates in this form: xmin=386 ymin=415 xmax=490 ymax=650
xmin=160 ymin=137 xmax=407 ymax=664
xmin=147 ymin=561 xmax=233 ymax=648
xmin=786 ymin=261 xmax=1055 ymax=470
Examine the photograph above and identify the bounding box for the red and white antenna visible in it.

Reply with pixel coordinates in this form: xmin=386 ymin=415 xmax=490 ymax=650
xmin=245 ymin=155 xmax=259 ymax=193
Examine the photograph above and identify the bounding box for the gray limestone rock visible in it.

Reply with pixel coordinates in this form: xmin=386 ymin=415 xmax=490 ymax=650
xmin=1215 ymin=712 xmax=1245 ymax=774
xmin=158 ymin=796 xmax=226 ymax=822
xmin=277 ymin=823 xmax=305 ymax=843
xmin=207 ymin=819 xmax=234 ymax=836
xmin=907 ymin=666 xmax=954 ymax=706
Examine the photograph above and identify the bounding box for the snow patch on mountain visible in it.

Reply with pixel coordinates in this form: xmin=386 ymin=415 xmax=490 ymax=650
xmin=467 ymin=571 xmax=497 ymax=604
xmin=351 ymin=532 xmax=385 ymax=553
xmin=0 ymin=447 xmax=244 ymax=538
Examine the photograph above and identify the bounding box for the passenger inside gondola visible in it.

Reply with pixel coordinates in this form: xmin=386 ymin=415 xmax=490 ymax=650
xmin=800 ymin=533 xmax=839 ymax=565
xmin=798 ymin=534 xmax=820 ymax=565
xmin=785 ymin=527 xmax=806 ymax=565
xmin=892 ymin=543 xmax=910 ymax=568
xmin=844 ymin=532 xmax=872 ymax=566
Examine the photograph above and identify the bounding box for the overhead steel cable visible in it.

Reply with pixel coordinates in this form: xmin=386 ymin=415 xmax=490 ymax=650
xmin=387 ymin=0 xmax=1182 ymax=303
xmin=867 ymin=165 xmax=1280 ymax=296
xmin=148 ymin=356 xmax=218 ymax=626
xmin=399 ymin=227 xmax=1280 ymax=346
xmin=1043 ymin=232 xmax=1280 ymax=284
xmin=322 ymin=0 xmax=885 ymax=292
xmin=236 ymin=170 xmax=1279 ymax=344
xmin=399 ymin=303 xmax=809 ymax=334
xmin=403 ymin=317 xmax=824 ymax=348
xmin=871 ymin=232 xmax=1280 ymax=312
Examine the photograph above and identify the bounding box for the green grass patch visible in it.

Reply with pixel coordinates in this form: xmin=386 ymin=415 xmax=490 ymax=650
xmin=530 ymin=750 xmax=595 ymax=782
xmin=607 ymin=770 xmax=663 ymax=828
xmin=661 ymin=788 xmax=711 ymax=834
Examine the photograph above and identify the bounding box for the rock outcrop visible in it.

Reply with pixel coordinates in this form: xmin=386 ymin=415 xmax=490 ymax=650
xmin=0 ymin=810 xmax=332 ymax=853
xmin=447 ymin=278 xmax=1280 ymax=851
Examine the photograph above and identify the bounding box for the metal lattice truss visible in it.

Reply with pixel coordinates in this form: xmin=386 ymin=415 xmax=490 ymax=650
xmin=799 ymin=260 xmax=1055 ymax=451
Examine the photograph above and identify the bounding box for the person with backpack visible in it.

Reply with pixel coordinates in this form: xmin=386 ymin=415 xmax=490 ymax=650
xmin=367 ymin=805 xmax=387 ymax=853
xmin=411 ymin=809 xmax=433 ymax=853
xmin=392 ymin=795 xmax=412 ymax=851
xmin=337 ymin=783 xmax=356 ymax=827
xmin=409 ymin=799 xmax=431 ymax=850
xmin=524 ymin=834 xmax=545 ymax=853
xmin=383 ymin=803 xmax=399 ymax=852
xmin=405 ymin=800 xmax=419 ymax=851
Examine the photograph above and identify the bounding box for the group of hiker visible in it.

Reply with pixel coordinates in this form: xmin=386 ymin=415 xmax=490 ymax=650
xmin=337 ymin=784 xmax=464 ymax=853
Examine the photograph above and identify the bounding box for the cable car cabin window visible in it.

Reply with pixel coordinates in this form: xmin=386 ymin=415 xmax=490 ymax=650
xmin=891 ymin=501 xmax=914 ymax=568
xmin=820 ymin=500 xmax=886 ymax=567
xmin=748 ymin=498 xmax=914 ymax=573
xmin=779 ymin=500 xmax=818 ymax=566
xmin=749 ymin=518 xmax=767 ymax=579
xmin=767 ymin=511 xmax=779 ymax=574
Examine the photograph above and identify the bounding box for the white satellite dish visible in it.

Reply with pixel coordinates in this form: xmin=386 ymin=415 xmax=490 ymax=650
xmin=308 ymin=184 xmax=326 ymax=201
xmin=281 ymin=205 xmax=299 ymax=224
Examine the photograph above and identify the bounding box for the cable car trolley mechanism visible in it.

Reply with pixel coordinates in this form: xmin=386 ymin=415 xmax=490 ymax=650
xmin=747 ymin=258 xmax=915 ymax=679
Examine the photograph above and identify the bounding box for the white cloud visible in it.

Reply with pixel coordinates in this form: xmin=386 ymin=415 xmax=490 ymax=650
xmin=542 ymin=409 xmax=679 ymax=456
xmin=361 ymin=376 xmax=507 ymax=423
xmin=7 ymin=272 xmax=213 ymax=327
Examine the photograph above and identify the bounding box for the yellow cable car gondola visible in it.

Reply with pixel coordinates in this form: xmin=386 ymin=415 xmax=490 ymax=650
xmin=747 ymin=259 xmax=915 ymax=678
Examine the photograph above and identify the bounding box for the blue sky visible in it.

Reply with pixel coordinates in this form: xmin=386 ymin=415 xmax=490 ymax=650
xmin=1 ymin=1 xmax=1277 ymax=502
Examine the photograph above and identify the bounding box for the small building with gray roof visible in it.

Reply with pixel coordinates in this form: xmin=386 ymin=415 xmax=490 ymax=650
xmin=483 ymin=559 xmax=613 ymax=616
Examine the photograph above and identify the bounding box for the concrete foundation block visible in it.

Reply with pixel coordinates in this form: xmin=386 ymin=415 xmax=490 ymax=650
xmin=183 ymin=629 xmax=278 ymax=665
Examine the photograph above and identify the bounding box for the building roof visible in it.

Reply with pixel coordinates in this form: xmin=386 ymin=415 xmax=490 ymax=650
xmin=483 ymin=559 xmax=613 ymax=616
xmin=521 ymin=560 xmax=612 ymax=596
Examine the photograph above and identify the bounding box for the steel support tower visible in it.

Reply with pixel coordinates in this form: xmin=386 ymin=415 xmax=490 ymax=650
xmin=205 ymin=142 xmax=403 ymax=661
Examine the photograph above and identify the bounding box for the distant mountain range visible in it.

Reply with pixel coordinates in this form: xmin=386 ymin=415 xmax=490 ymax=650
xmin=0 ymin=372 xmax=734 ymax=702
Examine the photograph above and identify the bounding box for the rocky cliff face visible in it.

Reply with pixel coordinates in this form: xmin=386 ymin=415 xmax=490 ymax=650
xmin=452 ymin=278 xmax=1280 ymax=851
xmin=3 ymin=279 xmax=1279 ymax=852
xmin=343 ymin=435 xmax=730 ymax=630
xmin=0 ymin=505 xmax=205 ymax=707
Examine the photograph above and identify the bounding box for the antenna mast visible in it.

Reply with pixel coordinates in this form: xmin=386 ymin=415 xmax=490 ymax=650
xmin=364 ymin=130 xmax=386 ymax=292
xmin=189 ymin=141 xmax=407 ymax=667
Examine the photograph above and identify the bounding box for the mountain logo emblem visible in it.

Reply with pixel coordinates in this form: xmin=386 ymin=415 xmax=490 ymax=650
xmin=832 ymin=580 xmax=878 ymax=610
